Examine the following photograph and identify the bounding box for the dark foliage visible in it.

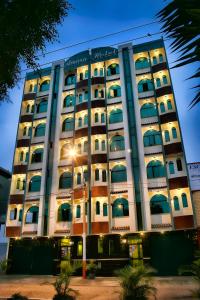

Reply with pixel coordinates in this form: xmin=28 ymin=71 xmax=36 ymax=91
xmin=0 ymin=0 xmax=72 ymax=102
xmin=157 ymin=0 xmax=200 ymax=107
xmin=11 ymin=293 xmax=28 ymax=300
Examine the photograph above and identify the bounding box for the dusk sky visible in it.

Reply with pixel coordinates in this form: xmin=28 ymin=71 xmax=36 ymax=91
xmin=0 ymin=0 xmax=199 ymax=172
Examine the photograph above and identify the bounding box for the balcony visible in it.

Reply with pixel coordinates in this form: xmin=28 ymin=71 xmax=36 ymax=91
xmin=108 ymin=121 xmax=123 ymax=131
xmin=60 ymin=130 xmax=74 ymax=139
xmin=109 ymin=150 xmax=125 ymax=160
xmin=55 ymin=221 xmax=71 ymax=234
xmin=144 ymin=145 xmax=162 ymax=155
xmin=111 ymin=216 xmax=130 ymax=233
xmin=138 ymin=90 xmax=154 ymax=99
xmin=107 ymin=96 xmax=122 ymax=105
xmin=141 ymin=116 xmax=158 ymax=125
xmin=151 ymin=213 xmax=172 ymax=230
xmin=148 ymin=177 xmax=167 ymax=189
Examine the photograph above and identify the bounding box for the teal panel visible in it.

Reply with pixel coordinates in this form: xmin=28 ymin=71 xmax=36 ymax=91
xmin=133 ymin=39 xmax=164 ymax=54
xmin=26 ymin=67 xmax=51 ymax=80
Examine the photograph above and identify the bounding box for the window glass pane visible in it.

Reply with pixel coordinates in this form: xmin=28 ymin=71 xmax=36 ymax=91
xmin=182 ymin=194 xmax=188 ymax=208
xmin=173 ymin=197 xmax=180 ymax=211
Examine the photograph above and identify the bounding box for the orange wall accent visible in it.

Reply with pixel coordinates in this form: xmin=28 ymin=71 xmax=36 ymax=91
xmin=73 ymin=223 xmax=87 ymax=235
xmin=174 ymin=215 xmax=194 ymax=230
xmin=91 ymin=186 xmax=108 ymax=197
xmin=92 ymin=222 xmax=109 ymax=234
xmin=6 ymin=226 xmax=21 ymax=237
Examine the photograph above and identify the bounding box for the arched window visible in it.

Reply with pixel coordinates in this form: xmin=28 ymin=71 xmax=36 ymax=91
xmin=108 ymin=85 xmax=121 ymax=98
xmin=111 ymin=165 xmax=127 ymax=183
xmin=77 ymin=173 xmax=81 ymax=185
xmin=99 ymin=89 xmax=104 ymax=98
xmin=31 ymin=148 xmax=43 ymax=163
xmin=31 ymin=105 xmax=34 ymax=113
xmin=60 ymin=143 xmax=71 ymax=160
xmin=78 ymin=94 xmax=83 ymax=103
xmin=160 ymin=102 xmax=165 ymax=113
xmin=65 ymin=74 xmax=75 ymax=86
xmin=143 ymin=130 xmax=162 ymax=147
xmin=19 ymin=151 xmax=24 ymax=162
xmin=112 ymin=198 xmax=129 ymax=217
xmin=95 ymin=139 xmax=99 ymax=151
xmin=110 ymin=135 xmax=125 ymax=152
xmin=167 ymin=99 xmax=173 ymax=110
xmin=62 ymin=117 xmax=74 ymax=132
xmin=176 ymin=159 xmax=183 ymax=171
xmin=101 ymin=140 xmax=106 ymax=151
xmin=138 ymin=79 xmax=154 ymax=93
xmin=164 ymin=130 xmax=170 ymax=142
xmin=96 ymin=201 xmax=100 ymax=215
xmin=100 ymin=68 xmax=104 ymax=76
xmin=37 ymin=99 xmax=48 ymax=113
xmin=78 ymin=117 xmax=82 ymax=128
xmin=172 ymin=127 xmax=177 ymax=139
xmin=10 ymin=207 xmax=17 ymax=220
xmin=35 ymin=123 xmax=46 ymax=137
xmin=28 ymin=127 xmax=32 ymax=137
xmin=169 ymin=161 xmax=175 ymax=174
xmin=39 ymin=80 xmax=50 ymax=92
xmin=156 ymin=78 xmax=161 ymax=88
xmin=135 ymin=57 xmax=150 ymax=70
xmin=94 ymin=68 xmax=98 ymax=77
xmin=84 ymin=91 xmax=88 ymax=101
xmin=23 ymin=126 xmax=27 ymax=136
xmin=109 ymin=108 xmax=123 ymax=123
xmin=25 ymin=152 xmax=29 ymax=163
xmin=25 ymin=206 xmax=39 ymax=223
xmin=182 ymin=193 xmax=188 ymax=208
xmin=85 ymin=70 xmax=88 ymax=79
xmin=159 ymin=53 xmax=164 ymax=63
xmin=29 ymin=84 xmax=33 ymax=93
xmin=19 ymin=209 xmax=23 ymax=222
xmin=94 ymin=89 xmax=98 ymax=98
xmin=57 ymin=203 xmax=72 ymax=222
xmin=152 ymin=56 xmax=158 ymax=65
xmin=76 ymin=205 xmax=81 ymax=218
xmin=79 ymin=73 xmax=83 ymax=81
xmin=103 ymin=203 xmax=108 ymax=216
xmin=107 ymin=63 xmax=119 ymax=76
xmin=59 ymin=172 xmax=72 ymax=189
xmin=162 ymin=75 xmax=168 ymax=85
xmin=26 ymin=104 xmax=30 ymax=113
xmin=95 ymin=169 xmax=100 ymax=181
xmin=63 ymin=95 xmax=74 ymax=108
xmin=140 ymin=103 xmax=157 ymax=118
xmin=22 ymin=179 xmax=26 ymax=190
xmin=77 ymin=143 xmax=81 ymax=154
xmin=16 ymin=178 xmax=21 ymax=190
xmin=83 ymin=140 xmax=88 ymax=152
xmin=150 ymin=194 xmax=170 ymax=214
xmin=83 ymin=170 xmax=88 ymax=182
xmin=147 ymin=160 xmax=165 ymax=178
xmin=173 ymin=196 xmax=180 ymax=211
xmin=101 ymin=113 xmax=105 ymax=123
xmin=95 ymin=112 xmax=99 ymax=123
xmin=28 ymin=175 xmax=41 ymax=192
xmin=102 ymin=170 xmax=107 ymax=182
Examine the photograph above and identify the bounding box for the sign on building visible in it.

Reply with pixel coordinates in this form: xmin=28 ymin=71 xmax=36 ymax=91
xmin=188 ymin=162 xmax=200 ymax=191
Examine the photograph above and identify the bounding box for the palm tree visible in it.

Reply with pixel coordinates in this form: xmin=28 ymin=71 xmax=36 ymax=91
xmin=116 ymin=265 xmax=157 ymax=300
xmin=157 ymin=0 xmax=200 ymax=107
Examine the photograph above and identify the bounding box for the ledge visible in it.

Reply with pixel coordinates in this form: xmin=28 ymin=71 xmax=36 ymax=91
xmin=151 ymin=62 xmax=167 ymax=73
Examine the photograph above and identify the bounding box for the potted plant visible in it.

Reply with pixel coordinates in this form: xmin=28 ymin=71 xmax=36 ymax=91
xmin=86 ymin=260 xmax=98 ymax=279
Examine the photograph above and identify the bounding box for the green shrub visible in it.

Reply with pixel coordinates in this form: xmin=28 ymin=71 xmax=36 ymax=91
xmin=11 ymin=293 xmax=28 ymax=300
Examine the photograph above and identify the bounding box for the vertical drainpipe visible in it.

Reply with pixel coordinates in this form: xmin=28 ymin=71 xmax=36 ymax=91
xmin=43 ymin=64 xmax=61 ymax=236
xmin=87 ymin=50 xmax=92 ymax=235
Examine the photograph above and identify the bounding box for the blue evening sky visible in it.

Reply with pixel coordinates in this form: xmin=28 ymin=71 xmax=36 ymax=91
xmin=0 ymin=0 xmax=199 ymax=172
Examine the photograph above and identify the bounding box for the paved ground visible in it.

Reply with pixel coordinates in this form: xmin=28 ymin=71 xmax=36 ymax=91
xmin=0 ymin=275 xmax=198 ymax=300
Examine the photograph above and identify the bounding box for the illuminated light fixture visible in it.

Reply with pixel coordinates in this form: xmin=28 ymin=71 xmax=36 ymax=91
xmin=160 ymin=231 xmax=165 ymax=234
xmin=140 ymin=231 xmax=145 ymax=236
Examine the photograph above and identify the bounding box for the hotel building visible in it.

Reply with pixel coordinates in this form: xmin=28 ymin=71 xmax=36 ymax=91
xmin=6 ymin=39 xmax=197 ymax=274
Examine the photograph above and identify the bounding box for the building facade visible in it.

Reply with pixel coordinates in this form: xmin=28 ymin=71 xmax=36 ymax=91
xmin=6 ymin=39 xmax=197 ymax=274
xmin=188 ymin=162 xmax=200 ymax=227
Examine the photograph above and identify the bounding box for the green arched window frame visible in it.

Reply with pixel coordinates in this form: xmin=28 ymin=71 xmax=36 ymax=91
xmin=150 ymin=194 xmax=170 ymax=214
xmin=37 ymin=99 xmax=48 ymax=113
xmin=59 ymin=172 xmax=72 ymax=189
xmin=182 ymin=193 xmax=188 ymax=208
xmin=167 ymin=99 xmax=173 ymax=110
xmin=63 ymin=95 xmax=75 ymax=108
xmin=62 ymin=117 xmax=74 ymax=132
xmin=95 ymin=139 xmax=99 ymax=151
xmin=147 ymin=160 xmax=165 ymax=178
xmin=156 ymin=78 xmax=161 ymax=88
xmin=108 ymin=85 xmax=121 ymax=98
xmin=35 ymin=123 xmax=46 ymax=137
xmin=96 ymin=201 xmax=100 ymax=215
xmin=138 ymin=79 xmax=154 ymax=93
xmin=19 ymin=151 xmax=24 ymax=162
xmin=101 ymin=140 xmax=106 ymax=151
xmin=25 ymin=206 xmax=39 ymax=223
xmin=143 ymin=130 xmax=162 ymax=147
xmin=159 ymin=53 xmax=164 ymax=63
xmin=110 ymin=135 xmax=125 ymax=152
xmin=152 ymin=56 xmax=158 ymax=65
xmin=135 ymin=57 xmax=150 ymax=70
xmin=172 ymin=127 xmax=177 ymax=139
xmin=28 ymin=175 xmax=41 ymax=192
xmin=111 ymin=165 xmax=127 ymax=183
xmin=84 ymin=115 xmax=88 ymax=125
xmin=160 ymin=102 xmax=165 ymax=113
xmin=57 ymin=203 xmax=72 ymax=222
xmin=162 ymin=75 xmax=168 ymax=85
xmin=103 ymin=203 xmax=108 ymax=216
xmin=140 ymin=102 xmax=157 ymax=118
xmin=77 ymin=173 xmax=81 ymax=185
xmin=112 ymin=198 xmax=129 ymax=217
xmin=164 ymin=130 xmax=170 ymax=142
xmin=173 ymin=196 xmax=180 ymax=211
xmin=39 ymin=80 xmax=50 ymax=92
xmin=95 ymin=169 xmax=99 ymax=181
xmin=109 ymin=108 xmax=123 ymax=123
xmin=107 ymin=63 xmax=119 ymax=76
xmin=102 ymin=169 xmax=107 ymax=182
xmin=94 ymin=68 xmax=98 ymax=77
xmin=31 ymin=148 xmax=43 ymax=163
xmin=78 ymin=117 xmax=82 ymax=128
xmin=65 ymin=74 xmax=75 ymax=86
xmin=76 ymin=205 xmax=81 ymax=218
xmin=169 ymin=161 xmax=175 ymax=174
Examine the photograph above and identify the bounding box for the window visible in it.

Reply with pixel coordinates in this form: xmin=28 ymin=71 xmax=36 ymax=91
xmin=57 ymin=203 xmax=72 ymax=222
xmin=140 ymin=103 xmax=157 ymax=118
xmin=78 ymin=117 xmax=82 ymax=128
xmin=16 ymin=178 xmax=21 ymax=190
xmin=10 ymin=208 xmax=17 ymax=220
xmin=96 ymin=201 xmax=100 ymax=215
xmin=101 ymin=113 xmax=105 ymax=123
xmin=172 ymin=127 xmax=177 ymax=139
xmin=173 ymin=196 xmax=180 ymax=211
xmin=103 ymin=203 xmax=108 ymax=216
xmin=63 ymin=95 xmax=74 ymax=108
xmin=101 ymin=140 xmax=106 ymax=151
xmin=29 ymin=84 xmax=33 ymax=92
xmin=162 ymin=75 xmax=168 ymax=85
xmin=159 ymin=53 xmax=164 ymax=63
xmin=95 ymin=169 xmax=99 ymax=181
xmin=94 ymin=68 xmax=98 ymax=77
xmin=31 ymin=148 xmax=43 ymax=163
xmin=59 ymin=172 xmax=72 ymax=189
xmin=26 ymin=104 xmax=30 ymax=113
xmin=160 ymin=102 xmax=165 ymax=113
xmin=84 ymin=91 xmax=88 ymax=101
xmin=31 ymin=105 xmax=34 ymax=113
xmin=138 ymin=79 xmax=154 ymax=93
xmin=164 ymin=130 xmax=170 ymax=142
xmin=108 ymin=85 xmax=121 ymax=98
xmin=25 ymin=152 xmax=29 ymax=163
xmin=112 ymin=198 xmax=129 ymax=217
xmin=147 ymin=160 xmax=165 ymax=178
xmin=78 ymin=94 xmax=83 ymax=103
xmin=77 ymin=173 xmax=81 ymax=185
xmin=25 ymin=206 xmax=39 ymax=223
xmin=65 ymin=74 xmax=75 ymax=85
xmin=79 ymin=73 xmax=83 ymax=81
xmin=19 ymin=151 xmax=24 ymax=162
xmin=109 ymin=108 xmax=123 ymax=123
xmin=110 ymin=135 xmax=125 ymax=151
xmin=177 ymin=159 xmax=183 ymax=171
xmin=37 ymin=99 xmax=48 ymax=113
xmin=76 ymin=205 xmax=81 ymax=218
xmin=107 ymin=63 xmax=119 ymax=76
xmin=111 ymin=165 xmax=127 ymax=183
xmin=99 ymin=89 xmax=104 ymax=98
xmin=83 ymin=141 xmax=88 ymax=152
xmin=77 ymin=143 xmax=81 ymax=154
xmin=85 ymin=70 xmax=88 ymax=79
xmin=95 ymin=139 xmax=99 ymax=151
xmin=150 ymin=194 xmax=170 ymax=214
xmin=95 ymin=113 xmax=99 ymax=123
xmin=28 ymin=176 xmax=41 ymax=192
xmin=39 ymin=80 xmax=50 ymax=92
xmin=83 ymin=170 xmax=88 ymax=182
xmin=156 ymin=78 xmax=161 ymax=88
xmin=102 ymin=170 xmax=107 ymax=182
xmin=169 ymin=161 xmax=175 ymax=174
xmin=62 ymin=118 xmax=74 ymax=132
xmin=28 ymin=127 xmax=32 ymax=137
xmin=167 ymin=99 xmax=173 ymax=110
xmin=143 ymin=130 xmax=162 ymax=147
xmin=19 ymin=209 xmax=23 ymax=222
xmin=100 ymin=68 xmax=104 ymax=77
xmin=60 ymin=143 xmax=71 ymax=160
xmin=77 ymin=241 xmax=82 ymax=256
xmin=135 ymin=57 xmax=150 ymax=70
xmin=94 ymin=89 xmax=98 ymax=98
xmin=35 ymin=123 xmax=46 ymax=137
xmin=23 ymin=126 xmax=27 ymax=136
xmin=182 ymin=193 xmax=188 ymax=208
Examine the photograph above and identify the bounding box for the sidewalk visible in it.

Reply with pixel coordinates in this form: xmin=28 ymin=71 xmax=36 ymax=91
xmin=0 ymin=275 xmax=198 ymax=299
